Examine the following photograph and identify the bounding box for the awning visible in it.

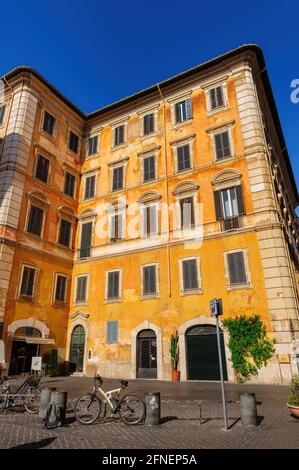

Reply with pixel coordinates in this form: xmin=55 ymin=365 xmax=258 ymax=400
xmin=25 ymin=337 xmax=55 ymax=345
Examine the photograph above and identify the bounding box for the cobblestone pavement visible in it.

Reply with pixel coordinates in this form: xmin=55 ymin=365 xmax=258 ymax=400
xmin=0 ymin=376 xmax=298 ymax=449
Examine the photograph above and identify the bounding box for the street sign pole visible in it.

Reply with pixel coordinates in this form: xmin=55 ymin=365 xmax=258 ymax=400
xmin=215 ymin=314 xmax=228 ymax=431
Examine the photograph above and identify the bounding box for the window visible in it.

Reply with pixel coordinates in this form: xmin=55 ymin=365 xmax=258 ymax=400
xmin=69 ymin=131 xmax=79 ymax=154
xmin=227 ymin=251 xmax=248 ymax=285
xmin=214 ymin=131 xmax=231 ymax=159
xmin=20 ymin=266 xmax=36 ymax=297
xmin=27 ymin=205 xmax=44 ymax=236
xmin=64 ymin=172 xmax=75 ymax=198
xmin=42 ymin=111 xmax=55 ymax=136
xmin=87 ymin=135 xmax=98 ymax=156
xmin=35 ymin=154 xmax=50 ymax=183
xmin=107 ymin=270 xmax=120 ymax=300
xmin=143 ymin=155 xmax=156 ymax=182
xmin=0 ymin=105 xmax=6 ymax=125
xmin=54 ymin=275 xmax=67 ymax=302
xmin=181 ymin=258 xmax=199 ymax=292
xmin=114 ymin=125 xmax=125 ymax=146
xmin=79 ymin=222 xmax=92 ymax=258
xmin=106 ymin=321 xmax=118 ymax=343
xmin=75 ymin=275 xmax=88 ymax=303
xmin=110 ymin=213 xmax=124 ymax=242
xmin=174 ymin=98 xmax=192 ymax=124
xmin=58 ymin=219 xmax=72 ymax=247
xmin=112 ymin=166 xmax=124 ymax=191
xmin=84 ymin=174 xmax=96 ymax=199
xmin=142 ymin=265 xmax=157 ymax=296
xmin=179 ymin=197 xmax=195 ymax=228
xmin=214 ymin=186 xmax=245 ymax=219
xmin=142 ymin=204 xmax=157 ymax=236
xmin=209 ymin=86 xmax=224 ymax=110
xmin=177 ymin=144 xmax=191 ymax=172
xmin=143 ymin=113 xmax=155 ymax=135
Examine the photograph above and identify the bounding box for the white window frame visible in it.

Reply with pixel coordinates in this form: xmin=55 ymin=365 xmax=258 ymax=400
xmin=25 ymin=201 xmax=46 ymax=239
xmin=140 ymin=108 xmax=158 ymax=138
xmin=86 ymin=132 xmax=100 ymax=159
xmin=111 ymin=120 xmax=128 ymax=149
xmin=170 ymin=92 xmax=193 ymax=128
xmin=83 ymin=170 xmax=98 ymax=200
xmin=53 ymin=273 xmax=68 ymax=304
xmin=74 ymin=274 xmax=90 ymax=305
xmin=224 ymin=249 xmax=251 ymax=290
xmin=33 ymin=152 xmax=52 ymax=185
xmin=141 ymin=263 xmax=159 ymax=299
xmin=18 ymin=264 xmax=38 ymax=300
xmin=109 ymin=158 xmax=129 ymax=193
xmin=63 ymin=167 xmax=77 ymax=199
xmin=140 ymin=201 xmax=159 ymax=238
xmin=203 ymin=80 xmax=229 ymax=115
xmin=105 ymin=269 xmax=122 ymax=303
xmin=207 ymin=122 xmax=235 ymax=162
xmin=179 ymin=256 xmax=201 ymax=295
xmin=171 ymin=135 xmax=195 ymax=174
xmin=108 ymin=207 xmax=126 ymax=243
xmin=173 ymin=187 xmax=199 ymax=231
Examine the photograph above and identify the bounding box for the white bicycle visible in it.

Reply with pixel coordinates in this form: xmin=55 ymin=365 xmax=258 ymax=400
xmin=74 ymin=375 xmax=145 ymax=425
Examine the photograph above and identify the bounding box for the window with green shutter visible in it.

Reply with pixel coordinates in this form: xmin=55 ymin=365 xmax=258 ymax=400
xmin=55 ymin=275 xmax=67 ymax=302
xmin=107 ymin=271 xmax=120 ymax=300
xmin=143 ymin=265 xmax=157 ymax=296
xmin=79 ymin=222 xmax=92 ymax=258
xmin=75 ymin=276 xmax=88 ymax=302
xmin=106 ymin=321 xmax=118 ymax=343
xmin=227 ymin=252 xmax=247 ymax=285
xmin=27 ymin=205 xmax=44 ymax=236
xmin=182 ymin=259 xmax=199 ymax=291
xmin=59 ymin=219 xmax=72 ymax=247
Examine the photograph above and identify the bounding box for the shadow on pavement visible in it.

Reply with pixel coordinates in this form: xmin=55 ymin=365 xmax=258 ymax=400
xmin=160 ymin=416 xmax=178 ymax=424
xmin=9 ymin=437 xmax=57 ymax=449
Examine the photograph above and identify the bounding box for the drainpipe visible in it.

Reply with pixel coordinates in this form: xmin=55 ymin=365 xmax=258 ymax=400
xmin=157 ymin=83 xmax=171 ymax=298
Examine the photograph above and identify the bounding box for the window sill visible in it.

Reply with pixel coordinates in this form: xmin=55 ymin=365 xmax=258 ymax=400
xmin=74 ymin=301 xmax=88 ymax=306
xmin=85 ymin=153 xmax=100 ymax=160
xmin=215 ymin=154 xmax=234 ymax=163
xmin=18 ymin=295 xmax=34 ymax=302
xmin=141 ymin=132 xmax=158 ymax=141
xmin=33 ymin=176 xmax=49 ymax=186
xmin=57 ymin=243 xmax=72 ymax=251
xmin=105 ymin=298 xmax=122 ymax=304
xmin=40 ymin=130 xmax=56 ymax=143
xmin=176 ymin=167 xmax=193 ymax=175
xmin=53 ymin=300 xmax=67 ymax=307
xmin=172 ymin=118 xmax=193 ymax=129
xmin=208 ymin=105 xmax=229 ymax=116
xmin=112 ymin=143 xmax=127 ymax=151
xmin=226 ymin=284 xmax=252 ymax=291
xmin=141 ymin=294 xmax=159 ymax=300
xmin=26 ymin=231 xmax=42 ymax=240
xmin=180 ymin=289 xmax=202 ymax=296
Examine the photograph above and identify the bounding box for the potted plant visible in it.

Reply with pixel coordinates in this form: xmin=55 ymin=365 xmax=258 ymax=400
xmin=170 ymin=330 xmax=180 ymax=381
xmin=287 ymin=374 xmax=299 ymax=418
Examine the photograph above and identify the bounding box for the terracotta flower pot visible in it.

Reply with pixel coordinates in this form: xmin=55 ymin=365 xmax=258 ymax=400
xmin=171 ymin=370 xmax=180 ymax=381
xmin=287 ymin=404 xmax=299 ymax=418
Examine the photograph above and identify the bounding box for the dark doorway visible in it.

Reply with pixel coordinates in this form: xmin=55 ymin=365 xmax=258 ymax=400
xmin=9 ymin=327 xmax=41 ymax=375
xmin=69 ymin=325 xmax=85 ymax=372
xmin=137 ymin=329 xmax=157 ymax=379
xmin=186 ymin=325 xmax=228 ymax=380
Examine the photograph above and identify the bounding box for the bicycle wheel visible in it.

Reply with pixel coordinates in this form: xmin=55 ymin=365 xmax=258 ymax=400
xmin=74 ymin=394 xmax=101 ymax=425
xmin=24 ymin=388 xmax=41 ymax=414
xmin=119 ymin=394 xmax=145 ymax=425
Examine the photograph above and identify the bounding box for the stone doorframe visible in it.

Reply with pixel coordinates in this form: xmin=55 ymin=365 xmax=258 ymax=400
xmin=131 ymin=321 xmax=163 ymax=380
xmin=5 ymin=317 xmax=50 ymax=371
xmin=65 ymin=311 xmax=89 ymax=376
xmin=178 ymin=316 xmax=234 ymax=382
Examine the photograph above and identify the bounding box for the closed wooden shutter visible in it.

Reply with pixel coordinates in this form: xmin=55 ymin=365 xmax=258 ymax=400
xmin=112 ymin=166 xmax=123 ymax=191
xmin=214 ymin=190 xmax=223 ymax=219
xmin=180 ymin=197 xmax=194 ymax=228
xmin=143 ymin=265 xmax=156 ymax=295
xmin=80 ymin=222 xmax=92 ymax=258
xmin=106 ymin=321 xmax=118 ymax=343
xmin=43 ymin=111 xmax=55 ymax=135
xmin=215 ymin=131 xmax=231 ymax=159
xmin=35 ymin=155 xmax=50 ymax=183
xmin=20 ymin=267 xmax=36 ymax=296
xmin=175 ymin=102 xmax=180 ymax=123
xmin=185 ymin=98 xmax=192 ymax=119
xmin=108 ymin=271 xmax=120 ymax=299
xmin=55 ymin=275 xmax=67 ymax=301
xmin=177 ymin=145 xmax=191 ymax=171
xmin=85 ymin=175 xmax=96 ymax=199
xmin=59 ymin=219 xmax=71 ymax=246
xmin=64 ymin=172 xmax=75 ymax=197
xmin=236 ymin=185 xmax=245 ymax=215
xmin=182 ymin=259 xmax=198 ymax=290
xmin=227 ymin=252 xmax=247 ymax=284
xmin=143 ymin=156 xmax=155 ymax=181
xmin=76 ymin=276 xmax=87 ymax=302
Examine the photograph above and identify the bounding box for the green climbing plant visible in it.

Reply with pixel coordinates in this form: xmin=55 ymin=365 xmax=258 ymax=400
xmin=222 ymin=315 xmax=275 ymax=383
xmin=170 ymin=330 xmax=179 ymax=371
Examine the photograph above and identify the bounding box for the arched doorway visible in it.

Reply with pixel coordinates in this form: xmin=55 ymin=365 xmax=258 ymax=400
xmin=137 ymin=329 xmax=157 ymax=379
xmin=69 ymin=325 xmax=85 ymax=372
xmin=8 ymin=327 xmax=41 ymax=375
xmin=186 ymin=324 xmax=228 ymax=380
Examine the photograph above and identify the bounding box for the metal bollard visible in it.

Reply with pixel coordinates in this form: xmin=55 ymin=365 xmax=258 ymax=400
xmin=50 ymin=390 xmax=68 ymax=424
xmin=239 ymin=393 xmax=258 ymax=426
xmin=145 ymin=392 xmax=160 ymax=425
xmin=39 ymin=387 xmax=56 ymax=418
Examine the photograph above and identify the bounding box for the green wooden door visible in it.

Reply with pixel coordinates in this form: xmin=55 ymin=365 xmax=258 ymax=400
xmin=69 ymin=325 xmax=85 ymax=372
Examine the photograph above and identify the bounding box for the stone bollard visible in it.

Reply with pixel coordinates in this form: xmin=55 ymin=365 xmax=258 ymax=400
xmin=50 ymin=391 xmax=68 ymax=424
xmin=239 ymin=393 xmax=258 ymax=426
xmin=145 ymin=392 xmax=160 ymax=425
xmin=39 ymin=387 xmax=56 ymax=418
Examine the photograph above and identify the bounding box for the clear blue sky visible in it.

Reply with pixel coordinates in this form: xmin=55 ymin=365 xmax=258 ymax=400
xmin=2 ymin=0 xmax=299 ymax=189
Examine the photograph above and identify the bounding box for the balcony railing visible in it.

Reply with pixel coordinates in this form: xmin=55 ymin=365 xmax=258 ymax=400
xmin=221 ymin=216 xmax=241 ymax=231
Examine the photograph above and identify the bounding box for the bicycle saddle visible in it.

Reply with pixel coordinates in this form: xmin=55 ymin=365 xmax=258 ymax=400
xmin=120 ymin=380 xmax=128 ymax=388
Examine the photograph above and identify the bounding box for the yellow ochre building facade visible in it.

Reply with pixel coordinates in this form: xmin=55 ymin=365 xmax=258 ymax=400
xmin=0 ymin=45 xmax=298 ymax=384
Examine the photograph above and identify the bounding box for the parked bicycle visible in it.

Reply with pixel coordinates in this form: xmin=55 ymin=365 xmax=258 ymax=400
xmin=74 ymin=375 xmax=145 ymax=425
xmin=0 ymin=373 xmax=41 ymax=414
